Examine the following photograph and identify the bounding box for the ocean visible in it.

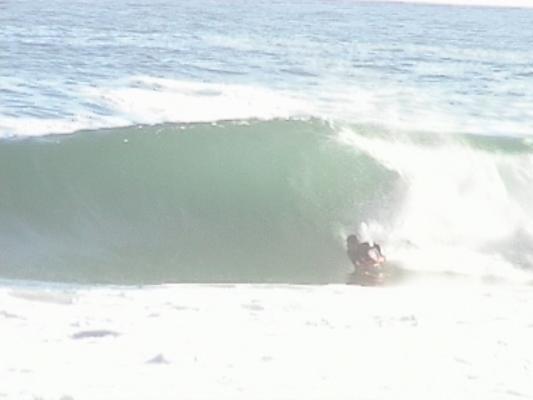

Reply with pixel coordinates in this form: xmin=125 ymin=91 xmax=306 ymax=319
xmin=1 ymin=0 xmax=533 ymax=399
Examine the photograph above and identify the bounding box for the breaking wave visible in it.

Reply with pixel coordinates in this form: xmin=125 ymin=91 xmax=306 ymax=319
xmin=1 ymin=118 xmax=532 ymax=284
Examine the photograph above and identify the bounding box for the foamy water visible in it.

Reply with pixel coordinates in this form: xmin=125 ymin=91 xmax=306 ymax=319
xmin=1 ymin=282 xmax=533 ymax=400
xmin=337 ymin=128 xmax=533 ymax=279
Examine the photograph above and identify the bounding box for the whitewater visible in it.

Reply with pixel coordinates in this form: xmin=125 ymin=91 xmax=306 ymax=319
xmin=1 ymin=0 xmax=533 ymax=399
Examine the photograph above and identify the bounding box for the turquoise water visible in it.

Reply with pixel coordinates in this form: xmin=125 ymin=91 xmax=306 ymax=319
xmin=1 ymin=0 xmax=532 ymax=283
xmin=0 ymin=120 xmax=399 ymax=283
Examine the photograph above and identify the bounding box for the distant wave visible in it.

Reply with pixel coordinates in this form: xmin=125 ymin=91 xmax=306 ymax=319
xmin=3 ymin=75 xmax=533 ymax=139
xmin=0 ymin=77 xmax=312 ymax=138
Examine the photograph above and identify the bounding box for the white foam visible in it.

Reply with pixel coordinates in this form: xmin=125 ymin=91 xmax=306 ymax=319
xmin=82 ymin=76 xmax=312 ymax=125
xmin=0 ymin=115 xmax=130 ymax=138
xmin=337 ymin=128 xmax=533 ymax=278
xmin=311 ymin=80 xmax=533 ymax=137
xmin=3 ymin=72 xmax=531 ymax=138
xmin=1 ymin=283 xmax=532 ymax=400
xmin=0 ymin=77 xmax=313 ymax=138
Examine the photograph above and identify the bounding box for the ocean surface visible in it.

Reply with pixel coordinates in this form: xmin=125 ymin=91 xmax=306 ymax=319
xmin=1 ymin=0 xmax=533 ymax=399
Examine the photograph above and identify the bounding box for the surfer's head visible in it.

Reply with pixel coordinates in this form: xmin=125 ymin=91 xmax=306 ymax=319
xmin=347 ymin=234 xmax=359 ymax=246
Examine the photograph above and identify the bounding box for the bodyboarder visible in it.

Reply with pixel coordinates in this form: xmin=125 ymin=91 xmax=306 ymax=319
xmin=346 ymin=234 xmax=385 ymax=276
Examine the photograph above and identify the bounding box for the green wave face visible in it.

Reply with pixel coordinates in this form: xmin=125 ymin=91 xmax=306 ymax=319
xmin=0 ymin=119 xmax=398 ymax=284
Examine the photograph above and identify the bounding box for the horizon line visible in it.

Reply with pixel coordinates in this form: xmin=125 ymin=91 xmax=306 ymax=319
xmin=363 ymin=0 xmax=533 ymax=9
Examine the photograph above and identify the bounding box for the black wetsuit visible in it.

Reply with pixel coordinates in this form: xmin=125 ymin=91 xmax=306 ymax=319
xmin=347 ymin=241 xmax=373 ymax=267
